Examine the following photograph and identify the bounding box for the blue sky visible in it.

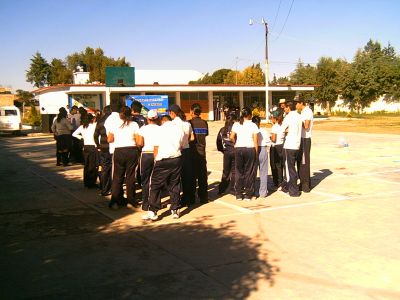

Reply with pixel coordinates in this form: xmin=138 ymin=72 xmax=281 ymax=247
xmin=0 ymin=0 xmax=399 ymax=91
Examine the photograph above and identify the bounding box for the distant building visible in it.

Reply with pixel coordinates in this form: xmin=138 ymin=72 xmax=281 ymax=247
xmin=0 ymin=87 xmax=17 ymax=106
xmin=33 ymin=69 xmax=316 ymax=132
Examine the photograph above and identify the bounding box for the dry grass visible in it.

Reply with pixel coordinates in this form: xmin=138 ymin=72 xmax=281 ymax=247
xmin=314 ymin=116 xmax=400 ymax=134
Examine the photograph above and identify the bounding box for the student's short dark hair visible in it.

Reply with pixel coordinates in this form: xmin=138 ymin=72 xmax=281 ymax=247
xmin=131 ymin=100 xmax=142 ymax=113
xmin=161 ymin=115 xmax=172 ymax=122
xmin=286 ymin=101 xmax=296 ymax=111
xmin=191 ymin=103 xmax=202 ymax=116
xmin=252 ymin=115 xmax=261 ymax=125
xmin=110 ymin=99 xmax=123 ymax=112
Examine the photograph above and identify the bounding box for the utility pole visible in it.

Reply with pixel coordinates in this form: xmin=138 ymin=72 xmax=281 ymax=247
xmin=235 ymin=56 xmax=239 ymax=85
xmin=250 ymin=17 xmax=269 ymax=118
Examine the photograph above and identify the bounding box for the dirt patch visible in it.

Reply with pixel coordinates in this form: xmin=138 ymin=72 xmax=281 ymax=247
xmin=314 ymin=116 xmax=400 ymax=134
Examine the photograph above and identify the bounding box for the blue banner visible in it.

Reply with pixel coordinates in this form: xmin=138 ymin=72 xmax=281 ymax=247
xmin=126 ymin=95 xmax=169 ymax=116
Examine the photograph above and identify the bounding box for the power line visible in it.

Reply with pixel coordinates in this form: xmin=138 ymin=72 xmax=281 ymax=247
xmin=270 ymin=0 xmax=282 ymax=32
xmin=273 ymin=0 xmax=295 ymax=41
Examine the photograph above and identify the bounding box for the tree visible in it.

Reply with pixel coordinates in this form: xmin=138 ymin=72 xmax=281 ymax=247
xmin=15 ymin=89 xmax=35 ymax=106
xmin=224 ymin=64 xmax=264 ymax=85
xmin=314 ymin=57 xmax=350 ymax=112
xmin=66 ymin=47 xmax=130 ymax=83
xmin=189 ymin=68 xmax=232 ymax=84
xmin=26 ymin=52 xmax=50 ymax=88
xmin=48 ymin=58 xmax=72 ymax=85
xmin=290 ymin=60 xmax=317 ymax=85
xmin=341 ymin=40 xmax=386 ymax=111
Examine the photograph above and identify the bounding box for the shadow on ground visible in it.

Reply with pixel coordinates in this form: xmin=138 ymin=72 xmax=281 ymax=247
xmin=0 ymin=135 xmax=280 ymax=299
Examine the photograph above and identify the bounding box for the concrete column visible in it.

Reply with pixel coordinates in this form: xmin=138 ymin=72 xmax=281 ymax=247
xmin=208 ymin=91 xmax=213 ymax=121
xmin=105 ymin=88 xmax=111 ymax=106
xmin=239 ymin=91 xmax=244 ymax=110
xmin=175 ymin=92 xmax=181 ymax=106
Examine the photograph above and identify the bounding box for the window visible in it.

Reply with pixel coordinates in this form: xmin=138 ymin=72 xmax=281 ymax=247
xmin=181 ymin=92 xmax=208 ymax=101
xmin=5 ymin=110 xmax=18 ymax=116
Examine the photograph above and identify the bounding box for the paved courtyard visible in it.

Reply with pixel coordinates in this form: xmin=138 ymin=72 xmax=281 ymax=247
xmin=1 ymin=122 xmax=400 ymax=299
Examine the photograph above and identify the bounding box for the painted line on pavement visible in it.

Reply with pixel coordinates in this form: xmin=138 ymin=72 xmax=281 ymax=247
xmin=213 ymin=199 xmax=253 ymax=213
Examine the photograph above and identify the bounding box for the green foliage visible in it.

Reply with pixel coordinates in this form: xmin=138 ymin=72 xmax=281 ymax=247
xmin=23 ymin=105 xmax=41 ymax=126
xmin=189 ymin=68 xmax=232 ymax=84
xmin=66 ymin=47 xmax=130 ymax=83
xmin=26 ymin=52 xmax=50 ymax=88
xmin=26 ymin=47 xmax=130 ymax=87
xmin=15 ymin=89 xmax=35 ymax=104
xmin=271 ymin=74 xmax=290 ymax=84
xmin=224 ymin=64 xmax=265 ymax=85
xmin=290 ymin=60 xmax=317 ymax=85
xmin=48 ymin=58 xmax=72 ymax=85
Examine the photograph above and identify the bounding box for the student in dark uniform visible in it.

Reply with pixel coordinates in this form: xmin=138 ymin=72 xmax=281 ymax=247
xmin=189 ymin=103 xmax=209 ymax=204
xmin=230 ymin=107 xmax=259 ymax=201
xmin=137 ymin=109 xmax=160 ymax=211
xmin=72 ymin=113 xmax=98 ymax=188
xmin=143 ymin=112 xmax=184 ymax=221
xmin=281 ymin=100 xmax=302 ymax=197
xmin=269 ymin=110 xmax=285 ymax=188
xmin=106 ymin=106 xmax=141 ymax=209
xmin=216 ymin=113 xmax=237 ymax=194
xmin=94 ymin=105 xmax=112 ymax=196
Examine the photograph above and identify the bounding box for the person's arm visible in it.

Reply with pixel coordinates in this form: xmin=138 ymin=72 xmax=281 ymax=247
xmin=94 ymin=122 xmax=101 ymax=149
xmin=153 ymin=146 xmax=159 ymax=158
xmin=271 ymin=133 xmax=277 ymax=143
xmin=229 ymin=131 xmax=236 ymax=143
xmin=72 ymin=126 xmax=83 ymax=140
xmin=107 ymin=132 xmax=114 ymax=143
xmin=253 ymin=132 xmax=258 ymax=154
xmin=303 ymin=119 xmax=311 ymax=129
xmin=135 ymin=134 xmax=143 ymax=147
xmin=189 ymin=126 xmax=195 ymax=142
xmin=51 ymin=121 xmax=57 ymax=135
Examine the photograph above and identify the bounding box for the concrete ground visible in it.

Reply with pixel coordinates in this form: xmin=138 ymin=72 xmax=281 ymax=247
xmin=0 ymin=123 xmax=399 ymax=299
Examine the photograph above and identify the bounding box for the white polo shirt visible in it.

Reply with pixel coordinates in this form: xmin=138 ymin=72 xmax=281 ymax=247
xmin=301 ymin=106 xmax=314 ymax=138
xmin=155 ymin=121 xmax=184 ymax=161
xmin=271 ymin=123 xmax=285 ymax=146
xmin=171 ymin=117 xmax=193 ymax=150
xmin=281 ymin=110 xmax=302 ymax=150
xmin=139 ymin=124 xmax=160 ymax=152
xmin=104 ymin=112 xmax=121 ymax=154
xmin=258 ymin=127 xmax=270 ymax=147
xmin=231 ymin=120 xmax=259 ymax=148
xmin=72 ymin=123 xmax=97 ymax=146
xmin=107 ymin=118 xmax=139 ymax=149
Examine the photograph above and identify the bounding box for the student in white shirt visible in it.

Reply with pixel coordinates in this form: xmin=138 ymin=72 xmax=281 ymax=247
xmin=136 ymin=109 xmax=161 ymax=211
xmin=296 ymin=99 xmax=314 ymax=193
xmin=281 ymin=100 xmax=302 ymax=197
xmin=143 ymin=106 xmax=185 ymax=221
xmin=252 ymin=116 xmax=270 ymax=199
xmin=230 ymin=107 xmax=259 ymax=201
xmin=72 ymin=114 xmax=98 ymax=188
xmin=169 ymin=104 xmax=195 ymax=207
xmin=269 ymin=110 xmax=285 ymax=188
xmin=106 ymin=106 xmax=141 ymax=209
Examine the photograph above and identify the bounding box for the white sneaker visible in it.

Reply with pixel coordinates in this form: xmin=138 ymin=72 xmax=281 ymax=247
xmin=142 ymin=211 xmax=158 ymax=221
xmin=171 ymin=209 xmax=180 ymax=219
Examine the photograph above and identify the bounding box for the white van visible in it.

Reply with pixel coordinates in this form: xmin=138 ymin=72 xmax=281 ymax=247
xmin=0 ymin=106 xmax=22 ymax=134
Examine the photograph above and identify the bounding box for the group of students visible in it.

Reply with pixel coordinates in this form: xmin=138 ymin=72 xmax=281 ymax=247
xmin=217 ymin=97 xmax=313 ymax=199
xmin=51 ymin=100 xmax=209 ymax=221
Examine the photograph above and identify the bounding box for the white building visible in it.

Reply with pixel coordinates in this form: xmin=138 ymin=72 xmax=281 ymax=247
xmin=33 ymin=70 xmax=316 ymax=131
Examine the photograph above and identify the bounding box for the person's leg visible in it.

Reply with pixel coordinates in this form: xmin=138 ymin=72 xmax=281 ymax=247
xmin=197 ymin=156 xmax=208 ymax=203
xmin=299 ymin=138 xmax=311 ymax=192
xmin=275 ymin=144 xmax=284 ymax=187
xmin=258 ymin=146 xmax=268 ymax=197
xmin=228 ymin=150 xmax=236 ymax=193
xmin=234 ymin=148 xmax=245 ymax=199
xmin=286 ymin=149 xmax=300 ymax=197
xmin=270 ymin=146 xmax=278 ymax=187
xmin=99 ymin=152 xmax=112 ymax=195
xmin=125 ymin=148 xmax=139 ymax=205
xmin=243 ymin=148 xmax=257 ymax=199
xmin=181 ymin=149 xmax=195 ymax=205
xmin=148 ymin=160 xmax=169 ymax=213
xmin=166 ymin=157 xmax=183 ymax=211
xmin=219 ymin=151 xmax=231 ymax=194
xmin=140 ymin=152 xmax=154 ymax=210
xmin=111 ymin=148 xmax=127 ymax=206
